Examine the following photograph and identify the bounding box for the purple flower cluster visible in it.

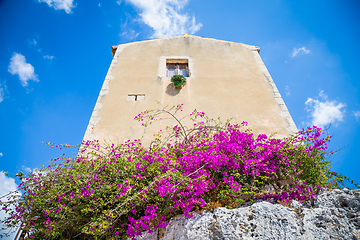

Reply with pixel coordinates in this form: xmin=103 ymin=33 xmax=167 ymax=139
xmin=1 ymin=107 xmax=353 ymax=240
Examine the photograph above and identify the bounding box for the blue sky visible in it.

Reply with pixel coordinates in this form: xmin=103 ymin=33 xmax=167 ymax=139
xmin=0 ymin=0 xmax=360 ymax=236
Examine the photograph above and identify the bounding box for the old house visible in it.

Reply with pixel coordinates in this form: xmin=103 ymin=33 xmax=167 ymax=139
xmin=83 ymin=35 xmax=297 ymax=144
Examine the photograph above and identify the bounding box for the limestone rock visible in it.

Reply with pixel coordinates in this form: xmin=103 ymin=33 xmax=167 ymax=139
xmin=161 ymin=211 xmax=219 ymax=240
xmin=131 ymin=189 xmax=360 ymax=239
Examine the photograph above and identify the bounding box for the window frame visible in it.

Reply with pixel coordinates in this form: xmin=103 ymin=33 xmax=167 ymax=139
xmin=166 ymin=59 xmax=190 ymax=78
xmin=158 ymin=57 xmax=193 ymax=80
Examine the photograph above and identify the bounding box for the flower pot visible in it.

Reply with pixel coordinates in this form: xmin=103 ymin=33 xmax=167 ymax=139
xmin=171 ymin=75 xmax=186 ymax=90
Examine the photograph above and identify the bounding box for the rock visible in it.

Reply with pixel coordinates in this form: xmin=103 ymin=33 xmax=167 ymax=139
xmin=131 ymin=189 xmax=360 ymax=239
xmin=132 ymin=230 xmax=158 ymax=240
xmin=214 ymin=202 xmax=301 ymax=239
xmin=161 ymin=211 xmax=219 ymax=240
xmin=290 ymin=200 xmax=302 ymax=209
xmin=343 ymin=188 xmax=350 ymax=194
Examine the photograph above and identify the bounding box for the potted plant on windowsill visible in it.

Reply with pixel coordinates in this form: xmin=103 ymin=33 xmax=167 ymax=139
xmin=171 ymin=75 xmax=186 ymax=89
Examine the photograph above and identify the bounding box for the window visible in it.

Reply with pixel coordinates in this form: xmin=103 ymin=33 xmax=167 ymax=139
xmin=127 ymin=94 xmax=145 ymax=101
xmin=166 ymin=59 xmax=189 ymax=77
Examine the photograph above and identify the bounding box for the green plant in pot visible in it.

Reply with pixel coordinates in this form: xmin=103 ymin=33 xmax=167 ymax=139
xmin=171 ymin=74 xmax=186 ymax=89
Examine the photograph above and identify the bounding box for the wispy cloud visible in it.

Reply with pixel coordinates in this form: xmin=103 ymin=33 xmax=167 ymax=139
xmin=353 ymin=110 xmax=360 ymax=120
xmin=305 ymin=90 xmax=346 ymax=127
xmin=292 ymin=46 xmax=310 ymax=57
xmin=38 ymin=0 xmax=75 ymax=14
xmin=120 ymin=29 xmax=140 ymax=40
xmin=0 ymin=153 xmax=3 ymax=157
xmin=125 ymin=0 xmax=202 ymax=38
xmin=0 ymin=84 xmax=5 ymax=103
xmin=8 ymin=53 xmax=39 ymax=87
xmin=29 ymin=39 xmax=37 ymax=47
xmin=120 ymin=22 xmax=140 ymax=40
xmin=285 ymin=86 xmax=290 ymax=96
xmin=28 ymin=38 xmax=55 ymax=59
xmin=116 ymin=0 xmax=121 ymax=5
xmin=21 ymin=166 xmax=32 ymax=172
xmin=43 ymin=55 xmax=55 ymax=60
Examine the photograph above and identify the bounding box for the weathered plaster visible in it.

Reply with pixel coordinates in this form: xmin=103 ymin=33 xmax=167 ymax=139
xmin=83 ymin=35 xmax=298 ymax=145
xmin=83 ymin=44 xmax=125 ymax=141
xmin=251 ymin=50 xmax=298 ymax=135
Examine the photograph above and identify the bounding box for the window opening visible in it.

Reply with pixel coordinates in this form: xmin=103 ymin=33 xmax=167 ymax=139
xmin=166 ymin=59 xmax=189 ymax=77
xmin=127 ymin=94 xmax=145 ymax=101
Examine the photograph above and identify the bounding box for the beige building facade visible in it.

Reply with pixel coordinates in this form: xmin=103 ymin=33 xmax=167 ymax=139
xmin=83 ymin=35 xmax=297 ymax=145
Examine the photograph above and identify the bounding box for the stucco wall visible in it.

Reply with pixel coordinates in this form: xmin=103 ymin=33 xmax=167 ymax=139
xmin=83 ymin=35 xmax=297 ymax=145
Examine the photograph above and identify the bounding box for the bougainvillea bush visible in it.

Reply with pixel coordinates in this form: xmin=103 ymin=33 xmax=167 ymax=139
xmin=1 ymin=105 xmax=358 ymax=239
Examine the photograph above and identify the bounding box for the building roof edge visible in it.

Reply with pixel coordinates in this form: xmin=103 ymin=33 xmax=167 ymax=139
xmin=111 ymin=34 xmax=260 ymax=57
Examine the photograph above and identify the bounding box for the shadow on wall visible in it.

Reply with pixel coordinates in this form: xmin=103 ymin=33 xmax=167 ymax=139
xmin=166 ymin=83 xmax=181 ymax=96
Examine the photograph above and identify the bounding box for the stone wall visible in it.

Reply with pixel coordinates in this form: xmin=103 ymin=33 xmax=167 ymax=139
xmin=132 ymin=188 xmax=360 ymax=239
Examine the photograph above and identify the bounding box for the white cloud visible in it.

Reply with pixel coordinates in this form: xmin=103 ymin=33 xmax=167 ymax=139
xmin=305 ymin=91 xmax=346 ymax=127
xmin=353 ymin=111 xmax=360 ymax=120
xmin=125 ymin=0 xmax=202 ymax=38
xmin=116 ymin=0 xmax=122 ymax=5
xmin=0 ymin=153 xmax=3 ymax=157
xmin=43 ymin=55 xmax=54 ymax=60
xmin=0 ymin=172 xmax=20 ymax=240
xmin=8 ymin=53 xmax=39 ymax=87
xmin=292 ymin=46 xmax=310 ymax=57
xmin=38 ymin=0 xmax=75 ymax=14
xmin=0 ymin=172 xmax=17 ymax=198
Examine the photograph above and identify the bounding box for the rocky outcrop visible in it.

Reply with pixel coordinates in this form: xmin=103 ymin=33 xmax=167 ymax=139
xmin=133 ymin=189 xmax=360 ymax=239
